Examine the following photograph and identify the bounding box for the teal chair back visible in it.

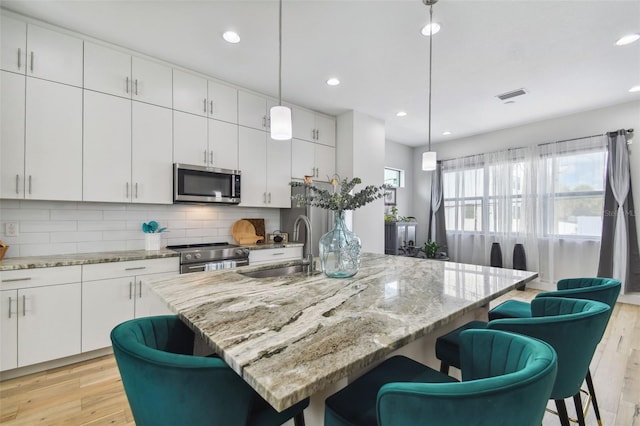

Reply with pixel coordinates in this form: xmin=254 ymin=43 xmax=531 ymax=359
xmin=377 ymin=329 xmax=557 ymax=426
xmin=488 ymin=297 xmax=610 ymax=399
xmin=537 ymin=277 xmax=620 ymax=320
xmin=111 ymin=315 xmax=308 ymax=426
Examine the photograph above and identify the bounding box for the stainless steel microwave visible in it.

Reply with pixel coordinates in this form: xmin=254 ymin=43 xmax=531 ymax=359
xmin=173 ymin=163 xmax=241 ymax=204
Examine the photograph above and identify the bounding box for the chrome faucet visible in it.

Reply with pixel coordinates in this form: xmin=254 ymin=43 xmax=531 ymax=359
xmin=293 ymin=215 xmax=314 ymax=274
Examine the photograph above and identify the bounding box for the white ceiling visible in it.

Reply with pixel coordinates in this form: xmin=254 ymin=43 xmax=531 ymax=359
xmin=3 ymin=0 xmax=639 ymax=147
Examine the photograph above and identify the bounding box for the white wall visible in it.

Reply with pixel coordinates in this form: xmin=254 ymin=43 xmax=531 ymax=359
xmin=337 ymin=111 xmax=386 ymax=254
xmin=384 ymin=140 xmax=415 ymax=219
xmin=0 ymin=200 xmax=279 ymax=258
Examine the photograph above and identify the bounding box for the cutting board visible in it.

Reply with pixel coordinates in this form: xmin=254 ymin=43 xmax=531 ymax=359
xmin=243 ymin=218 xmax=265 ymax=242
xmin=232 ymin=220 xmax=264 ymax=245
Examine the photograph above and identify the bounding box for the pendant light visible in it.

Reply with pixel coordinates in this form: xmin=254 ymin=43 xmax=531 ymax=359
xmin=270 ymin=0 xmax=292 ymax=140
xmin=421 ymin=0 xmax=437 ymax=171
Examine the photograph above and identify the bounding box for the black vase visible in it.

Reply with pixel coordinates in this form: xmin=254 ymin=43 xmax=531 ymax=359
xmin=513 ymin=243 xmax=527 ymax=291
xmin=490 ymin=243 xmax=503 ymax=268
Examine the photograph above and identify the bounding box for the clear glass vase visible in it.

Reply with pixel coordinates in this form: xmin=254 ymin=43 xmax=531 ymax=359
xmin=319 ymin=210 xmax=362 ymax=278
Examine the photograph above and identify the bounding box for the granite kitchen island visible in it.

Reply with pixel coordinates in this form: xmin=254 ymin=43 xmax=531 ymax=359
xmin=148 ymin=253 xmax=537 ymax=424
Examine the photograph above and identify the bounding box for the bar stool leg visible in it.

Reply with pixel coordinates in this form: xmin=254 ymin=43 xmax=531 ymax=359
xmin=439 ymin=362 xmax=450 ymax=374
xmin=293 ymin=412 xmax=306 ymax=426
xmin=585 ymin=369 xmax=603 ymax=425
xmin=555 ymin=399 xmax=571 ymax=426
xmin=573 ymin=393 xmax=586 ymax=426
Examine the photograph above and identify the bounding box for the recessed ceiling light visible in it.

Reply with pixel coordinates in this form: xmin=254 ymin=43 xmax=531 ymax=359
xmin=396 ymin=111 xmax=407 ymax=117
xmin=630 ymin=85 xmax=640 ymax=93
xmin=222 ymin=31 xmax=240 ymax=44
xmin=326 ymin=77 xmax=340 ymax=86
xmin=615 ymin=33 xmax=640 ymax=46
xmin=442 ymin=131 xmax=451 ymax=136
xmin=421 ymin=23 xmax=441 ymax=36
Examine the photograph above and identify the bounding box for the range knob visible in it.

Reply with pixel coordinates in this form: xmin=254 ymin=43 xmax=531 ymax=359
xmin=195 ymin=252 xmax=202 ymax=260
xmin=235 ymin=248 xmax=250 ymax=256
xmin=185 ymin=253 xmax=192 ymax=261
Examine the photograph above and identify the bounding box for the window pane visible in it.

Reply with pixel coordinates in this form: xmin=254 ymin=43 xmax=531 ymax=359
xmin=463 ymin=200 xmax=482 ymax=231
xmin=556 ymin=152 xmax=605 ymax=193
xmin=554 ymin=195 xmax=603 ymax=236
xmin=443 ymin=171 xmax=456 ymax=198
xmin=384 ymin=168 xmax=404 ymax=188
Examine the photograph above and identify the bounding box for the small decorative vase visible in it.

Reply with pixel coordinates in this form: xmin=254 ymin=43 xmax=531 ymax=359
xmin=319 ymin=210 xmax=362 ymax=278
xmin=145 ymin=233 xmax=161 ymax=251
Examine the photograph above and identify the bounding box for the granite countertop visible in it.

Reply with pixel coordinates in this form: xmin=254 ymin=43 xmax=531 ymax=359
xmin=0 ymin=249 xmax=179 ymax=271
xmin=148 ymin=253 xmax=538 ymax=412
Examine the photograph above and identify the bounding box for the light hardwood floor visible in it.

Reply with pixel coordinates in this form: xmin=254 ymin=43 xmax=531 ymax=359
xmin=0 ymin=289 xmax=638 ymax=425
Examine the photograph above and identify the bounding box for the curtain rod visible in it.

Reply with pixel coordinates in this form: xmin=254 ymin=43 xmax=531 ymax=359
xmin=441 ymin=128 xmax=634 ymax=164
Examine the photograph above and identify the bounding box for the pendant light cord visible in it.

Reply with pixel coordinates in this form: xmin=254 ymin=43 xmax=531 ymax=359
xmin=278 ymin=0 xmax=283 ymax=106
xmin=428 ymin=3 xmax=433 ymax=152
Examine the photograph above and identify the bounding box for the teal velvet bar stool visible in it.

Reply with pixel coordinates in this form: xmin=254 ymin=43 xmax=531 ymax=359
xmin=435 ymin=297 xmax=610 ymax=426
xmin=111 ymin=315 xmax=309 ymax=426
xmin=488 ymin=277 xmax=620 ymax=425
xmin=325 ymin=329 xmax=557 ymax=426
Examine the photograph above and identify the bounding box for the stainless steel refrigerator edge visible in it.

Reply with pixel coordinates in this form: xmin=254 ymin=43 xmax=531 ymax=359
xmin=280 ymin=182 xmax=334 ymax=257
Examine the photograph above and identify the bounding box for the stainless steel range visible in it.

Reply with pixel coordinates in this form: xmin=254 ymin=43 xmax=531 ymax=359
xmin=167 ymin=242 xmax=250 ymax=274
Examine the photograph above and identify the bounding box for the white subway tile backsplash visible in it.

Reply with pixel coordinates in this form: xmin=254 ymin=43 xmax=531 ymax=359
xmin=1 ymin=200 xmax=282 ymax=258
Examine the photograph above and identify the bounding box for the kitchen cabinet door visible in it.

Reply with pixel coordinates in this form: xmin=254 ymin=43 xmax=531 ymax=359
xmin=81 ymin=277 xmax=135 ymax=353
xmin=1 ymin=15 xmax=27 ymax=74
xmin=291 ymin=106 xmax=315 ymax=142
xmin=209 ymin=119 xmax=238 ymax=170
xmin=18 ymin=282 xmax=81 ymax=367
xmin=314 ymin=144 xmax=336 ymax=181
xmin=238 ymin=90 xmax=269 ymax=131
xmin=173 ymin=110 xmax=208 ymax=166
xmin=84 ymin=41 xmax=131 ymax=98
xmin=135 ymin=272 xmax=176 ymax=318
xmin=132 ymin=102 xmax=173 ymax=204
xmin=83 ymin=90 xmax=132 ymax=202
xmin=26 ymin=24 xmax=83 ymax=87
xmin=132 ymin=56 xmax=172 ymax=108
xmin=0 ymin=289 xmax=18 ymax=371
xmin=291 ymin=138 xmax=315 ymax=180
xmin=315 ymin=114 xmax=336 ymax=147
xmin=266 ymin=137 xmax=292 ymax=208
xmin=25 ymin=78 xmax=82 ymax=201
xmin=208 ymin=80 xmax=237 ymax=124
xmin=238 ymin=126 xmax=267 ymax=206
xmin=1 ymin=71 xmax=25 ymax=199
xmin=173 ymin=68 xmax=207 ymax=117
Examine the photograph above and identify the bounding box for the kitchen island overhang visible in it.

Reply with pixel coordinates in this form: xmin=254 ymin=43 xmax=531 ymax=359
xmin=148 ymin=253 xmax=537 ymax=412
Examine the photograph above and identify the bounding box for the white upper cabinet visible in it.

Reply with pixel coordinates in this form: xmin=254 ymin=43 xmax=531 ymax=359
xmin=1 ymin=15 xmax=27 ymax=74
xmin=84 ymin=42 xmax=172 ymax=108
xmin=208 ymin=80 xmax=237 ymax=124
xmin=315 ymin=114 xmax=336 ymax=147
xmin=26 ymin=24 xmax=83 ymax=87
xmin=291 ymin=138 xmax=335 ymax=182
xmin=314 ymin=143 xmax=336 ymax=180
xmin=173 ymin=110 xmax=208 ymax=166
xmin=209 ymin=119 xmax=239 ymax=170
xmin=291 ymin=105 xmax=336 ymax=146
xmin=238 ymin=90 xmax=278 ymax=131
xmin=173 ymin=69 xmax=238 ymax=122
xmin=0 ymin=71 xmax=25 ymax=199
xmin=25 ymin=78 xmax=83 ymax=201
xmin=1 ymin=16 xmax=83 ymax=86
xmin=238 ymin=126 xmax=291 ymax=208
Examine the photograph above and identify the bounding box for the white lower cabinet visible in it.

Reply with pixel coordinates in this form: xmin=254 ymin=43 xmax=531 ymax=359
xmin=81 ymin=258 xmax=178 ymax=352
xmin=249 ymin=247 xmax=303 ymax=266
xmin=0 ymin=266 xmax=82 ymax=371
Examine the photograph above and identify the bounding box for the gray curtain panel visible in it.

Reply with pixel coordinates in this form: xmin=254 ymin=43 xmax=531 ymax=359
xmin=598 ymin=130 xmax=640 ymax=292
xmin=428 ymin=162 xmax=448 ymax=251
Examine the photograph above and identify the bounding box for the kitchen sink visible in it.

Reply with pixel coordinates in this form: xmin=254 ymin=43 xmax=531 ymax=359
xmin=239 ymin=264 xmax=321 ymax=278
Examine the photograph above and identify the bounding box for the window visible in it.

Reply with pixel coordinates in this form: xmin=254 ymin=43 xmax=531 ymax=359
xmin=384 ymin=168 xmax=405 ymax=188
xmin=442 ymin=142 xmax=606 ymax=238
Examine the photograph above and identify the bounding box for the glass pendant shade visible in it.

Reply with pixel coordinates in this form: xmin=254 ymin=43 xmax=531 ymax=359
xmin=422 ymin=151 xmax=437 ymax=171
xmin=270 ymin=106 xmax=292 ymax=140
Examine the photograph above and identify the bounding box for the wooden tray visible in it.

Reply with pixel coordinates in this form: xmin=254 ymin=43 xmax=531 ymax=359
xmin=232 ymin=220 xmax=264 ymax=245
xmin=244 ymin=218 xmax=265 ymax=241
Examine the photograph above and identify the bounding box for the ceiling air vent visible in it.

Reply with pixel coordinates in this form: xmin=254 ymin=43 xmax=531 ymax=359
xmin=496 ymin=88 xmax=528 ymax=102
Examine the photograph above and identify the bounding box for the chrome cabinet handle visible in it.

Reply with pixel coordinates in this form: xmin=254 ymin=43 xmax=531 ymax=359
xmin=209 ymin=100 xmax=213 ymax=115
xmin=22 ymin=295 xmax=26 ymax=317
xmin=263 ymin=192 xmax=267 ymax=203
xmin=15 ymin=174 xmax=19 ymax=194
xmin=30 ymin=51 xmax=34 ymax=73
xmin=17 ymin=48 xmax=21 ymax=70
xmin=203 ymin=98 xmax=207 ymax=113
xmin=129 ymin=281 xmax=133 ymax=300
xmin=135 ymin=182 xmax=138 ymax=199
xmin=210 ymin=151 xmax=214 ymax=164
xmin=134 ymin=79 xmax=138 ymax=95
xmin=124 ymin=266 xmax=146 ymax=271
xmin=138 ymin=280 xmax=142 ymax=298
xmin=8 ymin=297 xmax=12 ymax=319
xmin=126 ymin=182 xmax=129 ymax=198
xmin=2 ymin=277 xmax=32 ymax=283
xmin=268 ymin=192 xmax=271 ymax=203
xmin=126 ymin=76 xmax=129 ymax=94
xmin=262 ymin=116 xmax=266 ymax=128
xmin=204 ymin=150 xmax=208 ymax=164
xmin=316 ymin=129 xmax=320 ymax=140
xmin=28 ymin=175 xmax=32 ymax=194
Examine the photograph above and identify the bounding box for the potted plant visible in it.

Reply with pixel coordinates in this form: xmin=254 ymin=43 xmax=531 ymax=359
xmin=422 ymin=240 xmax=440 ymax=259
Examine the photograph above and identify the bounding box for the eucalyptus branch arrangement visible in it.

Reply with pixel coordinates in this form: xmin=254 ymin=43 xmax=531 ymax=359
xmin=291 ymin=177 xmax=388 ymax=211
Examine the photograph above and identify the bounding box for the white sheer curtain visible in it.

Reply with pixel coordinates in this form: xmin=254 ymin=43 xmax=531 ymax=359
xmin=443 ymin=135 xmax=607 ymax=285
